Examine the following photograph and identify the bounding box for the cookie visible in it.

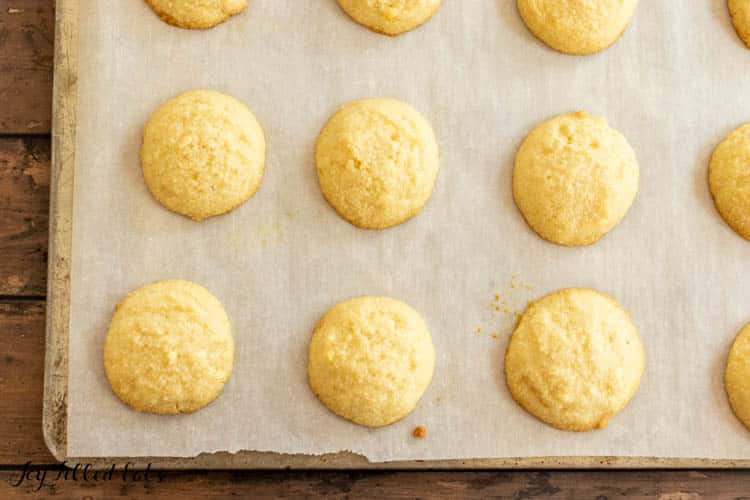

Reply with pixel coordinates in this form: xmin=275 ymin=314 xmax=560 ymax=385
xmin=104 ymin=280 xmax=234 ymax=414
xmin=337 ymin=0 xmax=442 ymax=36
xmin=307 ymin=296 xmax=435 ymax=427
xmin=729 ymin=0 xmax=750 ymax=47
xmin=725 ymin=322 xmax=750 ymax=431
xmin=709 ymin=123 xmax=750 ymax=240
xmin=504 ymin=288 xmax=645 ymax=431
xmin=315 ymin=98 xmax=439 ymax=229
xmin=513 ymin=111 xmax=639 ymax=246
xmin=517 ymin=0 xmax=639 ymax=55
xmin=140 ymin=89 xmax=265 ymax=221
xmin=145 ymin=0 xmax=248 ymax=29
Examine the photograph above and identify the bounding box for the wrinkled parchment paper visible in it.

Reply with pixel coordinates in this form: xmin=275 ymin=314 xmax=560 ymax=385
xmin=68 ymin=0 xmax=750 ymax=460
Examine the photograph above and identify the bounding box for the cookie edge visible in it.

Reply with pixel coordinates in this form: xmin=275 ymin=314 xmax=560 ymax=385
xmin=144 ymin=0 xmax=248 ymax=29
xmin=336 ymin=0 xmax=442 ymax=36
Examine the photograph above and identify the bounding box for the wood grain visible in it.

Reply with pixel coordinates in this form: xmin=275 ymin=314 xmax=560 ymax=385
xmin=0 ymin=300 xmax=55 ymax=464
xmin=0 ymin=137 xmax=49 ymax=296
xmin=2 ymin=469 xmax=750 ymax=498
xmin=0 ymin=0 xmax=55 ymax=134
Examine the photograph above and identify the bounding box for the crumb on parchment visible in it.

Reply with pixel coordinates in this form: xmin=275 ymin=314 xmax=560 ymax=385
xmin=412 ymin=426 xmax=427 ymax=438
xmin=474 ymin=276 xmax=535 ymax=339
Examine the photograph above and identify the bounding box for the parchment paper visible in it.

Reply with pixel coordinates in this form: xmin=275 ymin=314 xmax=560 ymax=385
xmin=68 ymin=0 xmax=750 ymax=460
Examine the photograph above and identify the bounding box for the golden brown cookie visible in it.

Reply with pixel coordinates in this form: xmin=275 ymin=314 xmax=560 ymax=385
xmin=140 ymin=89 xmax=265 ymax=221
xmin=145 ymin=0 xmax=248 ymax=29
xmin=725 ymin=322 xmax=750 ymax=431
xmin=308 ymin=296 xmax=435 ymax=427
xmin=517 ymin=0 xmax=639 ymax=55
xmin=315 ymin=98 xmax=439 ymax=229
xmin=729 ymin=0 xmax=750 ymax=47
xmin=513 ymin=111 xmax=639 ymax=246
xmin=337 ymin=0 xmax=442 ymax=36
xmin=709 ymin=122 xmax=750 ymax=240
xmin=505 ymin=288 xmax=645 ymax=431
xmin=104 ymin=279 xmax=234 ymax=414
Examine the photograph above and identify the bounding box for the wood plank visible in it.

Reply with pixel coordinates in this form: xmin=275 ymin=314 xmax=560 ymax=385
xmin=0 ymin=300 xmax=54 ymax=464
xmin=1 ymin=469 xmax=750 ymax=498
xmin=0 ymin=137 xmax=49 ymax=296
xmin=0 ymin=0 xmax=55 ymax=134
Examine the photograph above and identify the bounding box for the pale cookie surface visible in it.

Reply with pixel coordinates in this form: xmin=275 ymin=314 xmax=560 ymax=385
xmin=145 ymin=0 xmax=248 ymax=29
xmin=505 ymin=288 xmax=645 ymax=431
xmin=316 ymin=98 xmax=439 ymax=229
xmin=337 ymin=0 xmax=442 ymax=36
xmin=513 ymin=111 xmax=639 ymax=246
xmin=709 ymin=123 xmax=750 ymax=240
xmin=141 ymin=89 xmax=265 ymax=221
xmin=308 ymin=296 xmax=435 ymax=427
xmin=726 ymin=322 xmax=750 ymax=432
xmin=729 ymin=0 xmax=750 ymax=47
xmin=104 ymin=280 xmax=234 ymax=414
xmin=517 ymin=0 xmax=639 ymax=55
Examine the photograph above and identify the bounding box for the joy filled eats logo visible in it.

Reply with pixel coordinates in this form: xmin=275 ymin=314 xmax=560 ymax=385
xmin=10 ymin=462 xmax=165 ymax=491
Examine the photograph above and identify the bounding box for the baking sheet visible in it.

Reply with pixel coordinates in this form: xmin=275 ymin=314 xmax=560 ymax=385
xmin=68 ymin=0 xmax=750 ymax=461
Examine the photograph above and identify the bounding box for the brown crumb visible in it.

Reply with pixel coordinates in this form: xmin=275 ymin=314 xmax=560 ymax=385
xmin=412 ymin=426 xmax=427 ymax=438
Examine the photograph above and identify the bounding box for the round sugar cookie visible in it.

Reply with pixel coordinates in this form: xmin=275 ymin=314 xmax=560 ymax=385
xmin=337 ymin=0 xmax=442 ymax=36
xmin=104 ymin=279 xmax=234 ymax=414
xmin=729 ymin=0 xmax=750 ymax=48
xmin=513 ymin=111 xmax=639 ymax=246
xmin=141 ymin=89 xmax=265 ymax=221
xmin=726 ymin=322 xmax=750 ymax=432
xmin=709 ymin=123 xmax=750 ymax=240
xmin=307 ymin=296 xmax=436 ymax=427
xmin=517 ymin=0 xmax=639 ymax=55
xmin=504 ymin=288 xmax=645 ymax=431
xmin=315 ymin=98 xmax=439 ymax=229
xmin=145 ymin=0 xmax=248 ymax=29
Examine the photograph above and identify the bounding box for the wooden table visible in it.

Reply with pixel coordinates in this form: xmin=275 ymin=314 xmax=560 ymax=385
xmin=1 ymin=1 xmax=749 ymax=497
